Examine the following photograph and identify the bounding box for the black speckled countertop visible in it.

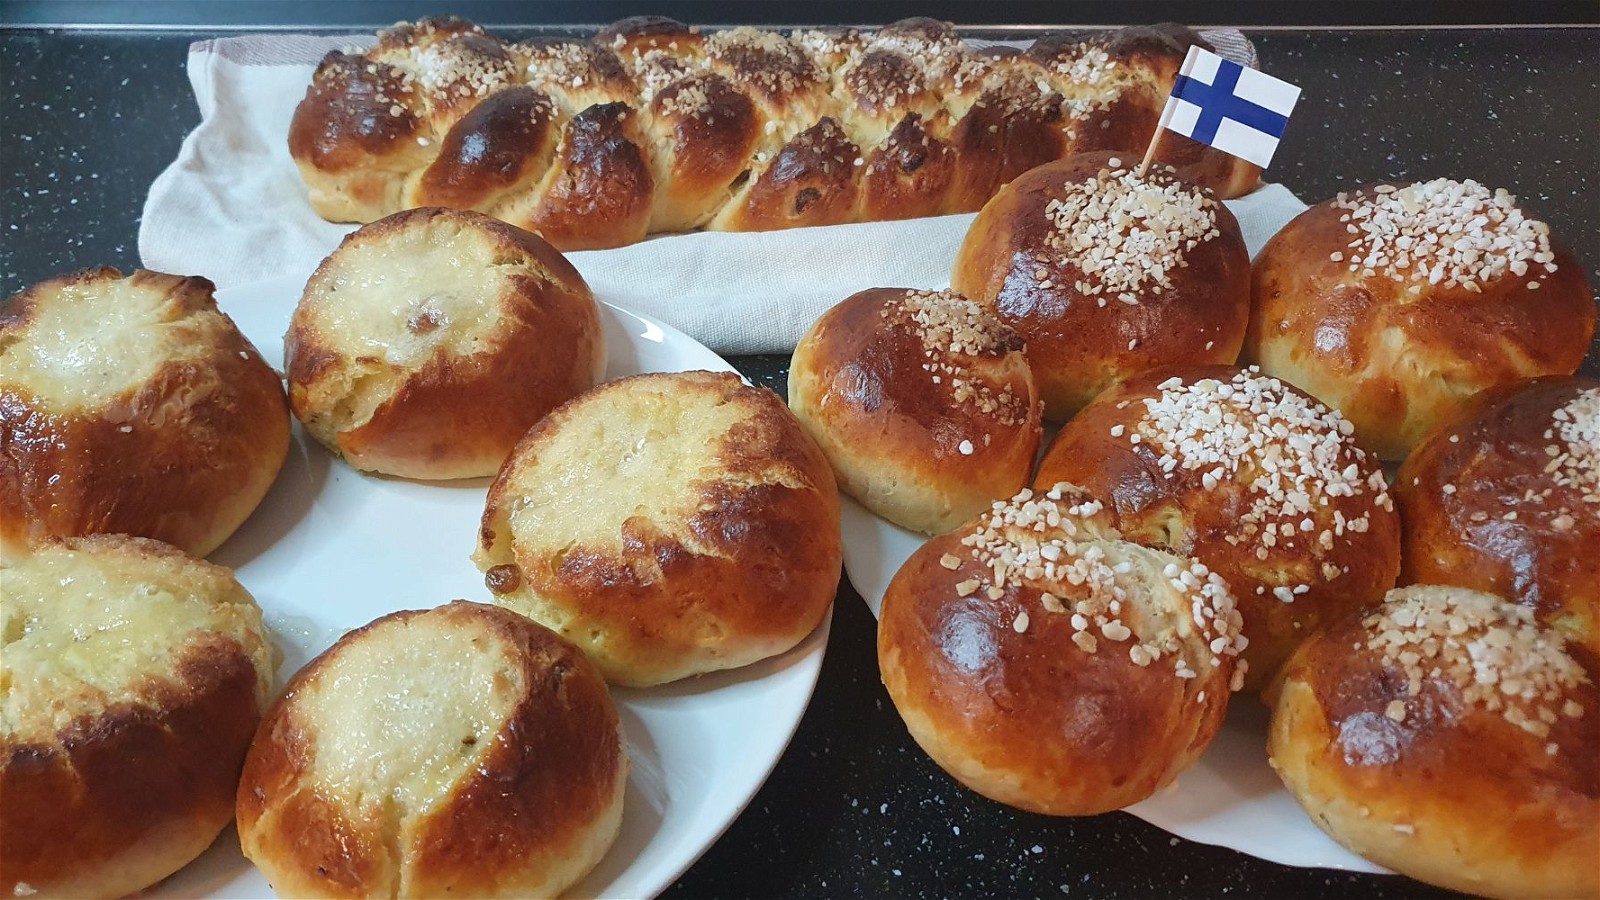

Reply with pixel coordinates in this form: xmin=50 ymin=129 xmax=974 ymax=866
xmin=2 ymin=21 xmax=1597 ymax=900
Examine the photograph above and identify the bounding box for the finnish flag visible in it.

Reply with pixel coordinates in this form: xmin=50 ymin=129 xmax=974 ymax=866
xmin=1160 ymin=46 xmax=1301 ymax=168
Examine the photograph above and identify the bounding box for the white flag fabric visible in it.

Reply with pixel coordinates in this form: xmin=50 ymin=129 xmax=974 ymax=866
xmin=1159 ymin=45 xmax=1301 ymax=168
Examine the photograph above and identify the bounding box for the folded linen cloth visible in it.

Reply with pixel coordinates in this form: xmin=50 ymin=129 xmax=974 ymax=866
xmin=139 ymin=29 xmax=1304 ymax=354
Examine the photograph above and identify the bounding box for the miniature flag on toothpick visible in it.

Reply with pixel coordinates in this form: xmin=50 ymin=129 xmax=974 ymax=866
xmin=1136 ymin=45 xmax=1301 ymax=176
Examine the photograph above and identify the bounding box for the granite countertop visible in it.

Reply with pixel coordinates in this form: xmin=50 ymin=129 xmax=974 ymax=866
xmin=2 ymin=21 xmax=1596 ymax=899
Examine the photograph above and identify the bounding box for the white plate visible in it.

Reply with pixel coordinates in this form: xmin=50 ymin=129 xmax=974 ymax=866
xmin=150 ymin=274 xmax=829 ymax=900
xmin=842 ymin=498 xmax=1385 ymax=873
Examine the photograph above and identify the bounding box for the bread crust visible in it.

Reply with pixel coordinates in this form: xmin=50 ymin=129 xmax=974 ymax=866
xmin=0 ymin=535 xmax=273 ymax=898
xmin=0 ymin=268 xmax=290 ymax=557
xmin=952 ymin=153 xmax=1251 ymax=419
xmin=290 ymin=18 xmax=1265 ymax=248
xmin=237 ymin=601 xmax=626 ymax=899
xmin=476 ymin=370 xmax=841 ymax=686
xmin=1395 ymin=376 xmax=1599 ymax=655
xmin=1246 ymin=181 xmax=1596 ymax=460
xmin=1267 ymin=586 xmax=1599 ymax=898
xmin=285 ymin=207 xmax=604 ymax=479
xmin=788 ymin=287 xmax=1042 ymax=534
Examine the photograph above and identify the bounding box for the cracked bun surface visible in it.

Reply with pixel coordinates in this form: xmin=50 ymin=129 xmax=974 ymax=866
xmin=788 ymin=287 xmax=1043 ymax=535
xmin=475 ymin=370 xmax=841 ymax=686
xmin=0 ymin=535 xmax=273 ymax=899
xmin=1246 ymin=178 xmax=1596 ymax=460
xmin=1 ymin=267 xmax=289 ymax=557
xmin=952 ymin=152 xmax=1251 ymax=419
xmin=237 ymin=601 xmax=624 ymax=900
xmin=1395 ymin=376 xmax=1599 ymax=656
xmin=1034 ymin=365 xmax=1401 ymax=690
xmin=878 ymin=483 xmax=1247 ymax=815
xmin=285 ymin=207 xmax=604 ymax=480
xmin=1267 ymin=585 xmax=1599 ymax=899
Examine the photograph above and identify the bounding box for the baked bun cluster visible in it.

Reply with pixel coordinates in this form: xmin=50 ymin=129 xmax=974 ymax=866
xmin=475 ymin=370 xmax=841 ymax=686
xmin=879 ymin=482 xmax=1247 ymax=814
xmin=1 ymin=267 xmax=289 ymax=556
xmin=0 ymin=536 xmax=274 ymax=899
xmin=1034 ymin=366 xmax=1400 ymax=689
xmin=1268 ymin=585 xmax=1598 ymax=898
xmin=1247 ymin=178 xmax=1597 ymax=459
xmin=952 ymin=152 xmax=1251 ymax=418
xmin=289 ymin=16 xmax=1261 ymax=248
xmin=238 ymin=601 xmax=625 ymax=899
xmin=1397 ymin=376 xmax=1599 ymax=656
xmin=789 ymin=287 xmax=1043 ymax=534
xmin=286 ymin=207 xmax=604 ymax=479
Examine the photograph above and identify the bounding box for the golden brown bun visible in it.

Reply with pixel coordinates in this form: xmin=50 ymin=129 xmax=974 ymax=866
xmin=289 ymin=18 xmax=1264 ymax=248
xmin=286 ymin=207 xmax=604 ymax=480
xmin=0 ymin=268 xmax=290 ymax=557
xmin=789 ymin=288 xmax=1043 ymax=534
xmin=237 ymin=601 xmax=625 ymax=899
xmin=879 ymin=483 xmax=1247 ymax=815
xmin=1246 ymin=179 xmax=1597 ymax=460
xmin=0 ymin=535 xmax=273 ymax=899
xmin=475 ymin=370 xmax=841 ymax=686
xmin=1267 ymin=585 xmax=1599 ymax=898
xmin=1034 ymin=366 xmax=1401 ymax=690
xmin=1396 ymin=376 xmax=1599 ymax=655
xmin=951 ymin=153 xmax=1251 ymax=419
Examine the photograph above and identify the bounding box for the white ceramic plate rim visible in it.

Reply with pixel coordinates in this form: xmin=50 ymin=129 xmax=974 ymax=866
xmin=147 ymin=273 xmax=829 ymax=900
xmin=840 ymin=497 xmax=1388 ymax=874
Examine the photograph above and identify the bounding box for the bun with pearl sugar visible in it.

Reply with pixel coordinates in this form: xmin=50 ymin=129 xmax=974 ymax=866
xmin=788 ymin=287 xmax=1043 ymax=535
xmin=878 ymin=482 xmax=1247 ymax=815
xmin=1246 ymin=178 xmax=1596 ymax=460
xmin=1268 ymin=585 xmax=1598 ymax=898
xmin=1395 ymin=376 xmax=1599 ymax=656
xmin=1033 ymin=365 xmax=1401 ymax=690
xmin=951 ymin=152 xmax=1251 ymax=419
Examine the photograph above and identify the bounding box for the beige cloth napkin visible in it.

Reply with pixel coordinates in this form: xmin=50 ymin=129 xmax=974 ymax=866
xmin=139 ymin=30 xmax=1304 ymax=354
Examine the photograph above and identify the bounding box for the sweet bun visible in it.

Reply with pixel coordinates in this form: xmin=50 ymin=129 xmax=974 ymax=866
xmin=0 ymin=535 xmax=274 ymax=899
xmin=237 ymin=601 xmax=625 ymax=899
xmin=290 ymin=18 xmax=1263 ymax=248
xmin=1 ymin=267 xmax=289 ymax=557
xmin=286 ymin=207 xmax=604 ymax=480
xmin=879 ymin=483 xmax=1247 ymax=815
xmin=951 ymin=152 xmax=1251 ymax=419
xmin=1396 ymin=376 xmax=1599 ymax=655
xmin=1035 ymin=366 xmax=1400 ymax=690
xmin=1246 ymin=178 xmax=1597 ymax=460
xmin=475 ymin=370 xmax=841 ymax=686
xmin=1268 ymin=585 xmax=1598 ymax=898
xmin=789 ymin=288 xmax=1043 ymax=534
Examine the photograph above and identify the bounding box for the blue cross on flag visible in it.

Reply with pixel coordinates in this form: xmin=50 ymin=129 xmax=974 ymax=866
xmin=1160 ymin=45 xmax=1301 ymax=168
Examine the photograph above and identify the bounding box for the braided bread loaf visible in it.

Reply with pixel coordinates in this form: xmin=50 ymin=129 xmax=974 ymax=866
xmin=290 ymin=16 xmax=1261 ymax=251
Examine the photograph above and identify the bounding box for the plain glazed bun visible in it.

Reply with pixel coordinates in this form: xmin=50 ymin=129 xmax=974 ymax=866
xmin=1268 ymin=585 xmax=1598 ymax=898
xmin=788 ymin=287 xmax=1043 ymax=534
xmin=286 ymin=207 xmax=604 ymax=480
xmin=951 ymin=152 xmax=1251 ymax=419
xmin=237 ymin=601 xmax=625 ymax=900
xmin=879 ymin=483 xmax=1247 ymax=815
xmin=1396 ymin=376 xmax=1599 ymax=655
xmin=475 ymin=370 xmax=841 ymax=686
xmin=0 ymin=535 xmax=273 ymax=899
xmin=1246 ymin=178 xmax=1597 ymax=460
xmin=289 ymin=17 xmax=1260 ymax=248
xmin=1034 ymin=366 xmax=1401 ymax=690
xmin=0 ymin=267 xmax=289 ymax=556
